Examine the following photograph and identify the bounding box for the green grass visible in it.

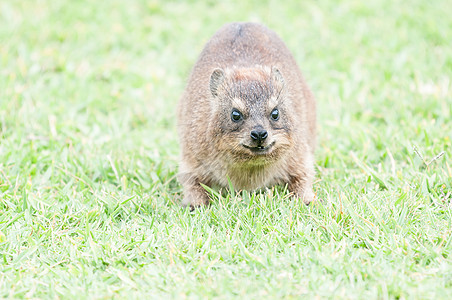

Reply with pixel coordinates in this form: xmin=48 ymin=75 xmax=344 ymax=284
xmin=1 ymin=0 xmax=451 ymax=298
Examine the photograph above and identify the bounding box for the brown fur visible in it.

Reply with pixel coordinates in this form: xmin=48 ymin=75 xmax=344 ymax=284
xmin=177 ymin=22 xmax=316 ymax=207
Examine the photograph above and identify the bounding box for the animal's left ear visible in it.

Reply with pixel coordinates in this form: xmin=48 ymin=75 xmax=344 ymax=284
xmin=271 ymin=66 xmax=285 ymax=91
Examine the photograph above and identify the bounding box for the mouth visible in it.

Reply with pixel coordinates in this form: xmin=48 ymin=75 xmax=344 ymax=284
xmin=242 ymin=141 xmax=275 ymax=154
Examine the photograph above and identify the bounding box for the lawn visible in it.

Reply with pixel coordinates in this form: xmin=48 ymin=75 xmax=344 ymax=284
xmin=1 ymin=0 xmax=451 ymax=298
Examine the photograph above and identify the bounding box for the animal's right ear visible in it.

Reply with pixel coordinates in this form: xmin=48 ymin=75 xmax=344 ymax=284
xmin=210 ymin=68 xmax=225 ymax=97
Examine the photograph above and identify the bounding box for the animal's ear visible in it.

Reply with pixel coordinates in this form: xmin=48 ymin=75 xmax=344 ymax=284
xmin=210 ymin=68 xmax=225 ymax=96
xmin=271 ymin=66 xmax=285 ymax=90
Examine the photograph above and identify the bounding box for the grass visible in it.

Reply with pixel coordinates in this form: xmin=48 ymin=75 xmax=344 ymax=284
xmin=1 ymin=0 xmax=451 ymax=298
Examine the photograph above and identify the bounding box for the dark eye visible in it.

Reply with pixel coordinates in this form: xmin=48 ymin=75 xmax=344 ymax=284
xmin=231 ymin=109 xmax=243 ymax=122
xmin=270 ymin=108 xmax=279 ymax=121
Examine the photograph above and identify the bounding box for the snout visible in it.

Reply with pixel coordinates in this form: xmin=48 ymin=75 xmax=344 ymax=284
xmin=250 ymin=129 xmax=268 ymax=145
xmin=241 ymin=127 xmax=275 ymax=154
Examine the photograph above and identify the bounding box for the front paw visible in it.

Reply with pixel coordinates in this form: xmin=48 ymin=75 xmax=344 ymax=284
xmin=181 ymin=190 xmax=211 ymax=208
xmin=293 ymin=189 xmax=315 ymax=205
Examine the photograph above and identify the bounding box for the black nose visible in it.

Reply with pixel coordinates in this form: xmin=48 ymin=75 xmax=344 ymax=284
xmin=250 ymin=129 xmax=268 ymax=144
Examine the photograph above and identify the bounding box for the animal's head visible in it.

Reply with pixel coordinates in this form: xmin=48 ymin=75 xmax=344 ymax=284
xmin=209 ymin=66 xmax=294 ymax=164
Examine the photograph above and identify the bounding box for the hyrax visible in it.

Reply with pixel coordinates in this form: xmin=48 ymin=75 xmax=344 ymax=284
xmin=177 ymin=22 xmax=316 ymax=207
